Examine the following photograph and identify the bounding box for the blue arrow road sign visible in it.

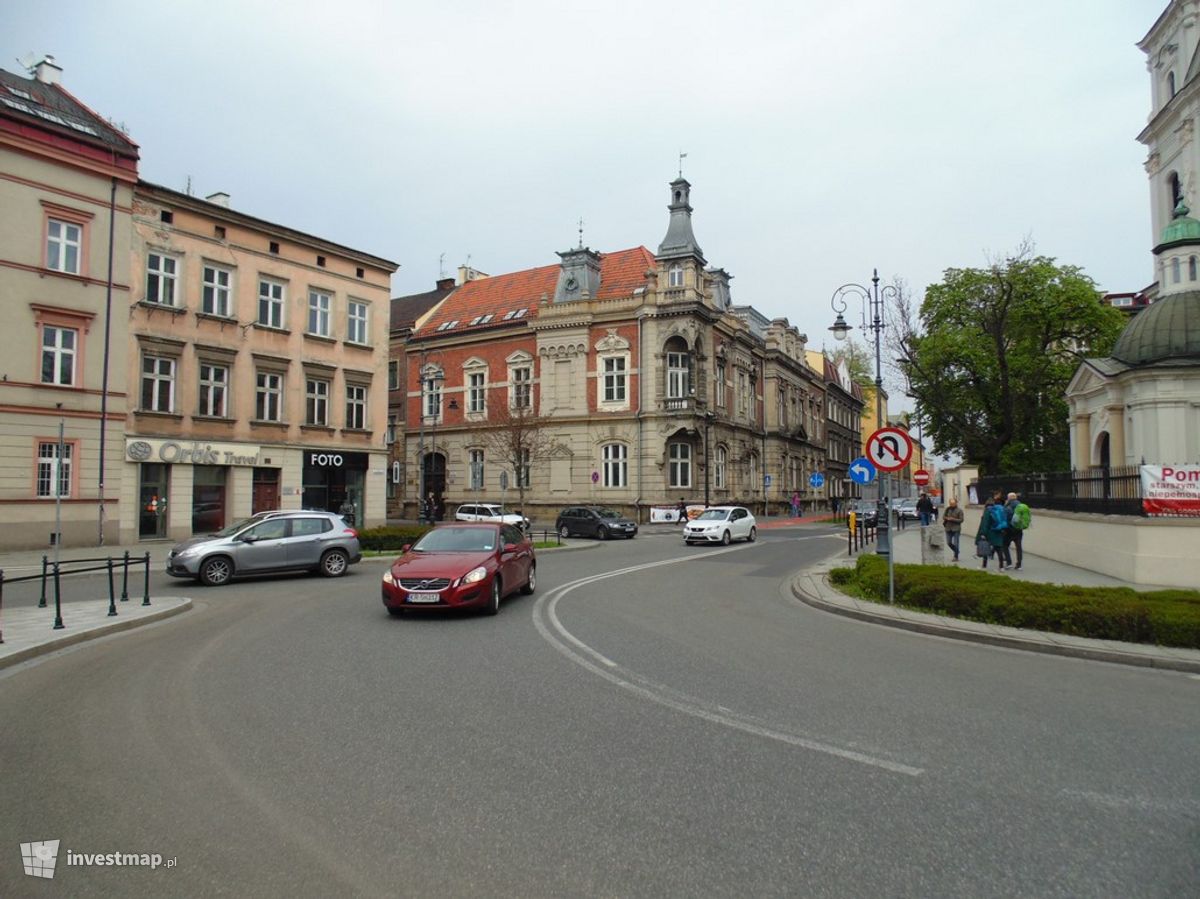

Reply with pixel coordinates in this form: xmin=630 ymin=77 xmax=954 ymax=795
xmin=849 ymin=457 xmax=877 ymax=484
xmin=809 ymin=472 xmax=824 ymax=488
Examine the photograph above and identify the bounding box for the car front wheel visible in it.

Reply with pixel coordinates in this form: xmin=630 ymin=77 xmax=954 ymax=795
xmin=597 ymin=526 xmax=608 ymax=541
xmin=319 ymin=549 xmax=349 ymax=577
xmin=748 ymin=526 xmax=757 ymax=542
xmin=199 ymin=556 xmax=233 ymax=587
xmin=721 ymin=530 xmax=732 ymax=546
xmin=483 ymin=577 xmax=501 ymax=616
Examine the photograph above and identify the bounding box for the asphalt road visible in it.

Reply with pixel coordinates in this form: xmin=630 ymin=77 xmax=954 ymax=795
xmin=1 ymin=526 xmax=1197 ymax=897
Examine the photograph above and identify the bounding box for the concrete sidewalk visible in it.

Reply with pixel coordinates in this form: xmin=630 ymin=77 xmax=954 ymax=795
xmin=793 ymin=524 xmax=1200 ymax=673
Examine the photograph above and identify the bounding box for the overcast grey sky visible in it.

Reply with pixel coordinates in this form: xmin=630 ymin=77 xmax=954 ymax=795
xmin=8 ymin=0 xmax=1163 ymax=358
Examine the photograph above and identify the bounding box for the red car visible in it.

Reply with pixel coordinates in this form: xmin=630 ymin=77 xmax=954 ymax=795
xmin=381 ymin=523 xmax=536 ymax=616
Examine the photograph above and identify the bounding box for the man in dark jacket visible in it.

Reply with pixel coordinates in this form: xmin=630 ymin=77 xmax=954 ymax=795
xmin=916 ymin=492 xmax=934 ymax=526
xmin=1003 ymin=492 xmax=1024 ymax=570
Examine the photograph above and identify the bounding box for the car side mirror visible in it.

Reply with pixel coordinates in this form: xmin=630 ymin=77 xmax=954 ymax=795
xmin=401 ymin=544 xmax=411 ymax=553
xmin=240 ymin=534 xmax=258 ymax=544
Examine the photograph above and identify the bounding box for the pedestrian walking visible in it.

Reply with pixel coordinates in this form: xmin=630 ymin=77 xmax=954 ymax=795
xmin=790 ymin=491 xmax=801 ymax=518
xmin=676 ymin=497 xmax=689 ymax=526
xmin=916 ymin=492 xmax=934 ymax=527
xmin=1004 ymin=491 xmax=1032 ymax=570
xmin=975 ymin=494 xmax=1008 ymax=569
xmin=942 ymin=498 xmax=965 ymax=561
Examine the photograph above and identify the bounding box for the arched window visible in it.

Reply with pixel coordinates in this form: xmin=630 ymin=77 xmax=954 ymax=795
xmin=715 ymin=446 xmax=727 ymax=489
xmin=668 ymin=264 xmax=684 ymax=288
xmin=665 ymin=339 xmax=690 ymax=399
xmin=1172 ymin=257 xmax=1181 ymax=283
xmin=669 ymin=442 xmax=691 ymax=488
xmin=602 ymin=443 xmax=627 ymax=488
xmin=1189 ymin=256 xmax=1197 ymax=281
xmin=1169 ymin=172 xmax=1184 ymax=211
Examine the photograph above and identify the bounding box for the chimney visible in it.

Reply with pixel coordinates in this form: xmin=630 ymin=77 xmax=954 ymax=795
xmin=205 ymin=192 xmax=231 ymax=208
xmin=33 ymin=55 xmax=63 ymax=85
xmin=436 ymin=278 xmax=455 ymax=291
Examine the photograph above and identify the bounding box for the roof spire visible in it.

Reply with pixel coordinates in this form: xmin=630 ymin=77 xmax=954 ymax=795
xmin=678 ymin=150 xmax=688 ymax=178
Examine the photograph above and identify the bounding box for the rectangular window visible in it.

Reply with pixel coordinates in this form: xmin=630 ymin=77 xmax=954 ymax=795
xmin=737 ymin=372 xmax=748 ymax=415
xmin=603 ymin=357 xmax=627 ymax=403
xmin=306 ymin=378 xmax=330 ymax=426
xmin=256 ymin=371 xmax=283 ymax=421
xmin=668 ymin=443 xmax=691 ymax=488
xmin=715 ymin=446 xmax=726 ymax=489
xmin=468 ymin=372 xmax=485 ymax=413
xmin=258 ymin=279 xmax=285 ymax=328
xmin=345 ymin=384 xmax=367 ymax=430
xmin=388 ymin=360 xmax=400 ymax=391
xmin=198 ymin=363 xmax=228 ymax=417
xmin=469 ymin=449 xmax=485 ymax=489
xmin=308 ymin=290 xmax=331 ymax=337
xmin=667 ymin=352 xmax=689 ymax=399
xmin=603 ymin=443 xmax=627 ymax=488
xmin=715 ymin=361 xmax=726 ymax=408
xmin=517 ymin=448 xmax=531 ymax=488
xmin=47 ymin=219 xmax=82 ymax=274
xmin=36 ymin=440 xmax=73 ymax=498
xmin=40 ymin=325 xmax=76 ymax=386
xmin=511 ymin=366 xmax=531 ymax=409
xmin=202 ymin=265 xmax=232 ymax=317
xmin=347 ymin=301 xmax=368 ymax=344
xmin=146 ymin=253 xmax=178 ymax=306
xmin=141 ymin=354 xmax=176 ymax=412
xmin=424 ymin=379 xmax=442 ymax=420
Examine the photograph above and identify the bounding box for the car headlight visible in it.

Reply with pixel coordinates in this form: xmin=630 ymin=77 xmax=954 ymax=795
xmin=174 ymin=546 xmax=201 ymax=559
xmin=382 ymin=571 xmax=396 ymax=586
xmin=460 ymin=566 xmax=487 ymax=585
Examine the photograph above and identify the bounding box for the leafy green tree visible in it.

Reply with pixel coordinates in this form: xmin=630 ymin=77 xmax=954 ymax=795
xmin=896 ymin=251 xmax=1126 ymax=475
xmin=829 ymin=339 xmax=874 ymax=390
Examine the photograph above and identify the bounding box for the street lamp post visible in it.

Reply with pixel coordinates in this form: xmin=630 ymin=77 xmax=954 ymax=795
xmin=830 ymin=269 xmax=900 ymax=602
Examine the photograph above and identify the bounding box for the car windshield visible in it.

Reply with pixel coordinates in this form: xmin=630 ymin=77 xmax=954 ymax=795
xmin=213 ymin=513 xmax=272 ymax=537
xmin=595 ymin=508 xmax=620 ymax=519
xmin=695 ymin=509 xmax=731 ymax=521
xmin=412 ymin=526 xmax=497 ymax=553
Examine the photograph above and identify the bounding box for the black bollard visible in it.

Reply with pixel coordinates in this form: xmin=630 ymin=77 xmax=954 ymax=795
xmin=52 ymin=562 xmax=64 ymax=630
xmin=38 ymin=555 xmax=48 ymax=608
xmin=1 ymin=568 xmax=5 ymax=644
xmin=121 ymin=550 xmax=130 ymax=602
xmin=107 ymin=558 xmax=117 ymax=617
xmin=142 ymin=551 xmax=151 ymax=606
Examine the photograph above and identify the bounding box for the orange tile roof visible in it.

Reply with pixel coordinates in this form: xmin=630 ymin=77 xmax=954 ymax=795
xmin=417 ymin=247 xmax=656 ymax=337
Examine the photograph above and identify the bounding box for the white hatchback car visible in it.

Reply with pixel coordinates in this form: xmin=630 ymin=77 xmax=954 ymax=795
xmin=683 ymin=506 xmax=757 ymax=545
xmin=454 ymin=503 xmax=530 ymax=531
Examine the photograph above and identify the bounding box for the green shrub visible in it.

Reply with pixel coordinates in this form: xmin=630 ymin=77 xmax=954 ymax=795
xmin=832 ymin=554 xmax=1200 ymax=649
xmin=357 ymin=524 xmax=431 ymax=551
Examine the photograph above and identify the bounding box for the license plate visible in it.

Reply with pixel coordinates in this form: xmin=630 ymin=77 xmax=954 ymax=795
xmin=407 ymin=592 xmax=441 ymax=603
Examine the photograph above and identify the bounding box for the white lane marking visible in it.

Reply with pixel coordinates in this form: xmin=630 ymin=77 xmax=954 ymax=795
xmin=532 ymin=545 xmax=924 ymax=778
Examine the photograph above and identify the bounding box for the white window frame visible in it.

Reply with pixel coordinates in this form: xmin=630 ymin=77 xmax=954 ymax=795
xmin=714 ymin=360 xmax=726 ymax=408
xmin=258 ymin=279 xmax=285 ymax=329
xmin=36 ymin=440 xmax=73 ymax=498
xmin=306 ymin=378 xmax=330 ymax=426
xmin=602 ymin=443 xmax=627 ymax=488
xmin=388 ymin=360 xmax=400 ymax=390
xmin=668 ymin=264 xmax=684 ymax=288
xmin=423 ymin=375 xmax=442 ymax=421
xmin=146 ymin=253 xmax=179 ymax=306
xmin=715 ymin=445 xmax=727 ymax=489
xmin=141 ymin=354 xmax=176 ymax=412
xmin=517 ymin=447 xmax=531 ymax=488
xmin=40 ymin=325 xmax=77 ymax=386
xmin=198 ymin=362 xmax=228 ymax=417
xmin=468 ymin=371 xmax=486 ymax=414
xmin=667 ymin=351 xmax=689 ymax=399
xmin=346 ymin=384 xmax=368 ymax=430
xmin=347 ymin=300 xmax=369 ymax=344
xmin=256 ymin=371 xmax=284 ymax=421
xmin=601 ymin=355 xmax=628 ymax=405
xmin=202 ymin=264 xmax=233 ymax=317
xmin=511 ymin=365 xmax=532 ymax=410
xmin=308 ymin=290 xmax=331 ymax=337
xmin=46 ymin=219 xmax=82 ymax=275
xmin=669 ymin=442 xmax=691 ymax=488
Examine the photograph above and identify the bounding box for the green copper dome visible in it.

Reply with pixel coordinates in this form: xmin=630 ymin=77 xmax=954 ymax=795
xmin=1159 ymin=200 xmax=1200 ymax=245
xmin=1110 ymin=290 xmax=1200 ymax=365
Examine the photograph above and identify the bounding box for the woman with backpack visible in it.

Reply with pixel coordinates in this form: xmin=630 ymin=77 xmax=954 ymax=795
xmin=975 ymin=492 xmax=1009 ymax=569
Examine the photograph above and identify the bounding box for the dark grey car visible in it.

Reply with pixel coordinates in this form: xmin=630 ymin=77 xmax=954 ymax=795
xmin=555 ymin=506 xmax=638 ymax=540
xmin=166 ymin=510 xmax=362 ymax=586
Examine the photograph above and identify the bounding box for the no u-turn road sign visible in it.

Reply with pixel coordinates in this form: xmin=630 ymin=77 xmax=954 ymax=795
xmin=866 ymin=427 xmax=914 ymax=472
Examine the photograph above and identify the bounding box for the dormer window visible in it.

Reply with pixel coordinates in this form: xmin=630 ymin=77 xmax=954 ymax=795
xmin=668 ymin=264 xmax=684 ymax=288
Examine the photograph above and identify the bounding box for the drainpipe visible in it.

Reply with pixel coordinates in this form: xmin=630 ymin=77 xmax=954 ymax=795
xmin=98 ymin=175 xmax=117 ymax=545
xmin=635 ymin=311 xmax=645 ymax=524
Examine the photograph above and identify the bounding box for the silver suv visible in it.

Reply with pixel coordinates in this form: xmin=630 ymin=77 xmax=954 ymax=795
xmin=166 ymin=510 xmax=362 ymax=586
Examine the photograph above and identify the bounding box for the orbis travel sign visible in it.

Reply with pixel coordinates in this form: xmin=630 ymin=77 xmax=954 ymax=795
xmin=1140 ymin=465 xmax=1200 ymax=517
xmin=126 ymin=439 xmax=262 ymax=467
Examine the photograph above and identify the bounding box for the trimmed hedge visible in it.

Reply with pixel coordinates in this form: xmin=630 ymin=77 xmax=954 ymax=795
xmin=357 ymin=524 xmax=431 ymax=552
xmin=828 ymin=554 xmax=1200 ymax=649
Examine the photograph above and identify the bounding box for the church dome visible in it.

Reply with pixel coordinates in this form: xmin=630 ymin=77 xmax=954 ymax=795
xmin=1110 ymin=290 xmax=1200 ymax=365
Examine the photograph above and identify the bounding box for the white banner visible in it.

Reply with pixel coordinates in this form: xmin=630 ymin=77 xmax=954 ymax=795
xmin=1140 ymin=464 xmax=1200 ymax=516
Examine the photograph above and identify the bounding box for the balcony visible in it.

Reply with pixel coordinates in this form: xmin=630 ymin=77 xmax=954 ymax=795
xmin=663 ymin=396 xmax=696 ymax=413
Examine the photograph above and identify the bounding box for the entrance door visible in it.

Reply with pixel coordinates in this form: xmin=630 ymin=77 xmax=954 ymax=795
xmin=139 ymin=463 xmax=169 ymax=539
xmin=253 ymin=468 xmax=281 ymax=514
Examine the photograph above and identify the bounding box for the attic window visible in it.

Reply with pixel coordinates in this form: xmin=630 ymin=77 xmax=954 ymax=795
xmin=436 ymin=322 xmax=451 ymax=332
xmin=513 ymin=308 xmax=527 ymax=318
xmin=160 ymin=210 xmax=174 ymax=224
xmin=479 ymin=313 xmax=493 ymax=324
xmin=269 ymin=241 xmax=280 ymax=254
xmin=317 ymin=255 xmax=326 ymax=268
xmin=356 ymin=267 xmax=365 ymax=278
xmin=214 ymin=225 xmax=226 ymax=239
xmin=470 ymin=315 xmax=483 ymax=325
xmin=7 ymin=87 xmax=31 ymax=100
xmin=502 ymin=310 xmax=516 ymax=320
